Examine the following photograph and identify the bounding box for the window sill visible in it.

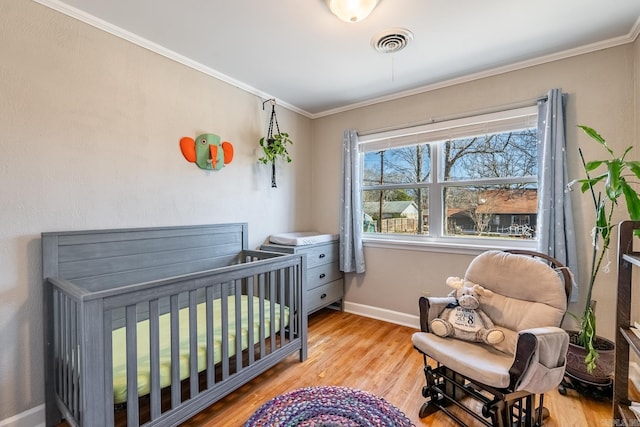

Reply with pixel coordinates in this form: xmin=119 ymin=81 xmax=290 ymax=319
xmin=362 ymin=236 xmax=537 ymax=256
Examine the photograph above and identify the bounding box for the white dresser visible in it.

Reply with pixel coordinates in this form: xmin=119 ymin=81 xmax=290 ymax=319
xmin=260 ymin=240 xmax=344 ymax=315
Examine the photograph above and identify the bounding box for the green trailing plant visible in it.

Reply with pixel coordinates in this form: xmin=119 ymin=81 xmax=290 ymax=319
xmin=258 ymin=132 xmax=293 ymax=165
xmin=576 ymin=125 xmax=640 ymax=373
xmin=259 ymin=132 xmax=293 ymax=188
xmin=259 ymin=99 xmax=294 ymax=188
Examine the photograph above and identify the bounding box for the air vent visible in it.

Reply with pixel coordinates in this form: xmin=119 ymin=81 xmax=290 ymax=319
xmin=371 ymin=28 xmax=414 ymax=54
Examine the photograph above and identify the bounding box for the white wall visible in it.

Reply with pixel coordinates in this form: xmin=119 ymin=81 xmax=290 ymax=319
xmin=312 ymin=44 xmax=638 ymax=335
xmin=0 ymin=0 xmax=312 ymax=421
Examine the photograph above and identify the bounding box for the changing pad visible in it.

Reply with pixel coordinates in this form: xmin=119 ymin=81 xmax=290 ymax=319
xmin=269 ymin=231 xmax=339 ymax=246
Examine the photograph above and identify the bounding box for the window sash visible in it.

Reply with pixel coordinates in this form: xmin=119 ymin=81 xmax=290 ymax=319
xmin=359 ymin=106 xmax=539 ymax=245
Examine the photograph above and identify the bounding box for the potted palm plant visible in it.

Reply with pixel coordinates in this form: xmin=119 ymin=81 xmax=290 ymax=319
xmin=259 ymin=100 xmax=293 ymax=188
xmin=568 ymin=125 xmax=640 ymax=383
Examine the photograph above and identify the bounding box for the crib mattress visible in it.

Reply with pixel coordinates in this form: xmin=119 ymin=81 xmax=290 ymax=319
xmin=111 ymin=295 xmax=288 ymax=404
xmin=269 ymin=231 xmax=338 ymax=246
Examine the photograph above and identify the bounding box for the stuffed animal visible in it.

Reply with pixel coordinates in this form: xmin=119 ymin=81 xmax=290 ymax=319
xmin=430 ymin=277 xmax=504 ymax=346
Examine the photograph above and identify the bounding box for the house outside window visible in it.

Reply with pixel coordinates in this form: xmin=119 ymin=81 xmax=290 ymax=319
xmin=358 ymin=106 xmax=539 ymax=248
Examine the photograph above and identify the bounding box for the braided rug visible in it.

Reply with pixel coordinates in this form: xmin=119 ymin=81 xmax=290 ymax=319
xmin=244 ymin=385 xmax=414 ymax=427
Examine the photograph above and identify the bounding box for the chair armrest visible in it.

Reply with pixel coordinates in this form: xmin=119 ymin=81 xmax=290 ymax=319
xmin=509 ymin=327 xmax=569 ymax=391
xmin=418 ymin=296 xmax=457 ymax=333
xmin=509 ymin=332 xmax=537 ymax=388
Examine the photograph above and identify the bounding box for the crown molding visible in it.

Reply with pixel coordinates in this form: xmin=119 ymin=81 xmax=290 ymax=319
xmin=32 ymin=0 xmax=312 ymax=118
xmin=313 ymin=16 xmax=640 ymax=118
xmin=32 ymin=0 xmax=640 ymax=120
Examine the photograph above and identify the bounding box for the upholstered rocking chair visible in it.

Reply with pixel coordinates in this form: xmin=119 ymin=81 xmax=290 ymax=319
xmin=412 ymin=250 xmax=572 ymax=427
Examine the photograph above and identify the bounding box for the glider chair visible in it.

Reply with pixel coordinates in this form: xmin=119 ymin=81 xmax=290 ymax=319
xmin=412 ymin=250 xmax=572 ymax=427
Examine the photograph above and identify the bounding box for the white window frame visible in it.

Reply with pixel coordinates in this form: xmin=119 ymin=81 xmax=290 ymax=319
xmin=358 ymin=106 xmax=539 ymax=254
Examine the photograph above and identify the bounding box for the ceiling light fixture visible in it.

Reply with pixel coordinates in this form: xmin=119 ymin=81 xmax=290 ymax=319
xmin=326 ymin=0 xmax=381 ymax=23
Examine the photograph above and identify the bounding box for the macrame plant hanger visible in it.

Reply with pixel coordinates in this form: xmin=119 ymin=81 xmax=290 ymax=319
xmin=264 ymin=99 xmax=281 ymax=188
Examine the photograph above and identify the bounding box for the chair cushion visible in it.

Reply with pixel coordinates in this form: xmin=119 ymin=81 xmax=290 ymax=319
xmin=412 ymin=331 xmax=513 ymax=388
xmin=464 ymin=251 xmax=567 ymax=355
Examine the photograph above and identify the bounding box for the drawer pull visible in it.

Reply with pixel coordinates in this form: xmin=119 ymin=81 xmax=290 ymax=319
xmin=319 ymin=273 xmax=326 ymax=279
xmin=321 ymin=293 xmax=327 ymax=299
xmin=319 ymin=253 xmax=326 ymax=259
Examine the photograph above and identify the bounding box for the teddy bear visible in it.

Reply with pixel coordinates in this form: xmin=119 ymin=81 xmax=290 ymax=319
xmin=430 ymin=277 xmax=504 ymax=346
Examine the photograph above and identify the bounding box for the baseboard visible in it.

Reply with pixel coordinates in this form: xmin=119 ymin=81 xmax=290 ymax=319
xmin=343 ymin=301 xmax=420 ymax=329
xmin=0 ymin=405 xmax=45 ymax=427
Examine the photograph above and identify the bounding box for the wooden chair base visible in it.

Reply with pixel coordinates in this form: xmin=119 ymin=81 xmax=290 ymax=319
xmin=417 ymin=354 xmax=549 ymax=427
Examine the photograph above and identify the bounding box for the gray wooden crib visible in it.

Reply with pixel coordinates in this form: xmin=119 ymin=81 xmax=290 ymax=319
xmin=42 ymin=223 xmax=307 ymax=426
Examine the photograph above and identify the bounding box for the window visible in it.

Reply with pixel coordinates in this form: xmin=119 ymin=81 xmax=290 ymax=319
xmin=358 ymin=106 xmax=538 ymax=247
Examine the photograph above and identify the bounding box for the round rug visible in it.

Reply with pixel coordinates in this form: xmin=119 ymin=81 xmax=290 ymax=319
xmin=244 ymin=385 xmax=414 ymax=427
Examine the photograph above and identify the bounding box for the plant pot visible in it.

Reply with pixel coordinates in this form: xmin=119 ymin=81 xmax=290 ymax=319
xmin=565 ymin=330 xmax=614 ymax=384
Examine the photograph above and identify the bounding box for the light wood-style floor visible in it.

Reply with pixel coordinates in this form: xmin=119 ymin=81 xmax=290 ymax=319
xmin=183 ymin=308 xmax=613 ymax=427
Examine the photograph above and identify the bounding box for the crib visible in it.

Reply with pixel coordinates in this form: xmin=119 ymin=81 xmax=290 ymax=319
xmin=42 ymin=223 xmax=307 ymax=426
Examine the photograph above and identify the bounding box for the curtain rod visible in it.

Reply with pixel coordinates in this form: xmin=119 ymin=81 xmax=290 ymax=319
xmin=358 ymin=95 xmax=548 ymax=137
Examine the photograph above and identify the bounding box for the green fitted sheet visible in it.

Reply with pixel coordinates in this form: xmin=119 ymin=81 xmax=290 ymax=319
xmin=111 ymin=295 xmax=289 ymax=404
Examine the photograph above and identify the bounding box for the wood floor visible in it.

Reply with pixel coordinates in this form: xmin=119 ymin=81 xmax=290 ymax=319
xmin=183 ymin=308 xmax=613 ymax=427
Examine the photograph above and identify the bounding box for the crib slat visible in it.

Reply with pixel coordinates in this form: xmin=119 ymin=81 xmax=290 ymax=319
xmin=247 ymin=276 xmax=255 ymax=364
xmin=189 ymin=290 xmax=198 ymax=398
xmin=103 ymin=309 xmax=114 ymax=427
xmin=170 ymin=294 xmax=181 ymax=408
xmin=53 ymin=290 xmax=61 ymax=399
xmin=292 ymin=266 xmax=297 ymax=340
xmin=288 ymin=266 xmax=295 ymax=342
xmin=125 ymin=304 xmax=139 ymax=426
xmin=62 ymin=295 xmax=70 ymax=408
xmin=285 ymin=266 xmax=292 ymax=342
xmin=60 ymin=295 xmax=65 ymax=406
xmin=279 ymin=269 xmax=285 ymax=346
xmin=70 ymin=301 xmax=79 ymax=419
xmin=221 ymin=285 xmax=229 ymax=379
xmin=259 ymin=274 xmax=266 ymax=357
xmin=235 ymin=280 xmax=243 ymax=372
xmin=269 ymin=271 xmax=276 ymax=353
xmin=149 ymin=299 xmax=161 ymax=420
xmin=205 ymin=286 xmax=215 ymax=388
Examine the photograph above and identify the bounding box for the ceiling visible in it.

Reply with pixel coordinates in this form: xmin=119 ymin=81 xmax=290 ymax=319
xmin=37 ymin=0 xmax=640 ymax=118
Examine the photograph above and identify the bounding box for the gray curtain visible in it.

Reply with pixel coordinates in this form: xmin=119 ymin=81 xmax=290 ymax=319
xmin=537 ymin=88 xmax=578 ymax=300
xmin=339 ymin=130 xmax=366 ymax=273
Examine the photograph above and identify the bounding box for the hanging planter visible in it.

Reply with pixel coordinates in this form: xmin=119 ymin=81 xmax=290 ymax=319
xmin=259 ymin=99 xmax=293 ymax=188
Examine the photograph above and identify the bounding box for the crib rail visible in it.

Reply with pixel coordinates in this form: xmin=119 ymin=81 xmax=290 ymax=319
xmin=45 ymin=250 xmax=305 ymax=427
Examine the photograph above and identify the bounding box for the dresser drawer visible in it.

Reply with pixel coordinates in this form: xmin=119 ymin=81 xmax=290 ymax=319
xmin=307 ymin=262 xmax=342 ymax=290
xmin=297 ymin=243 xmax=339 ymax=269
xmin=260 ymin=242 xmax=339 ymax=269
xmin=307 ymin=279 xmax=343 ymax=314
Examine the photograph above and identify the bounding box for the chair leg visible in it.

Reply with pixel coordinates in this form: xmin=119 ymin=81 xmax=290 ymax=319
xmin=519 ymin=394 xmax=549 ymax=427
xmin=483 ymin=397 xmax=510 ymax=427
xmin=533 ymin=394 xmax=550 ymax=427
xmin=418 ymin=364 xmax=448 ymax=418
